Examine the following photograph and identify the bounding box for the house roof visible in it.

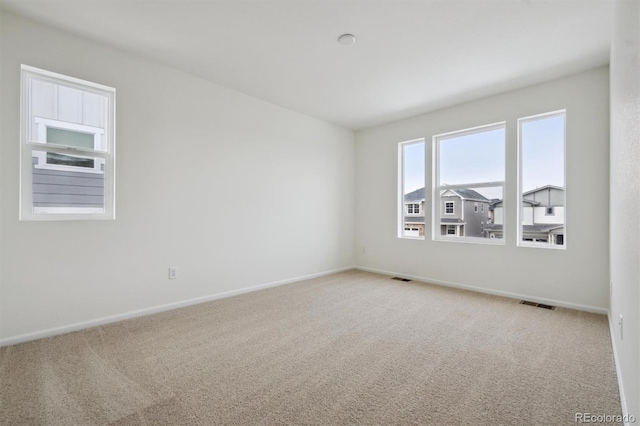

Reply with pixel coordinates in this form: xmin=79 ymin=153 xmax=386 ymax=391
xmin=442 ymin=188 xmax=490 ymax=203
xmin=440 ymin=218 xmax=465 ymax=224
xmin=405 ymin=187 xmax=494 ymax=203
xmin=493 ymin=199 xmax=540 ymax=207
xmin=522 ymin=185 xmax=564 ymax=197
xmin=404 ymin=187 xmax=425 ymax=202
xmin=404 ymin=216 xmax=425 ymax=224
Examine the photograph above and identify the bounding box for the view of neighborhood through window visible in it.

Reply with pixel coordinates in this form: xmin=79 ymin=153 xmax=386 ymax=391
xmin=434 ymin=123 xmax=505 ymax=242
xmin=21 ymin=65 xmax=115 ymax=219
xmin=399 ymin=139 xmax=425 ymax=238
xmin=518 ymin=111 xmax=566 ymax=247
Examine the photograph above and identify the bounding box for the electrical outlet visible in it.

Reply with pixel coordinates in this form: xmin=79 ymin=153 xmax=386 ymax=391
xmin=618 ymin=314 xmax=623 ymax=340
xmin=169 ymin=267 xmax=179 ymax=280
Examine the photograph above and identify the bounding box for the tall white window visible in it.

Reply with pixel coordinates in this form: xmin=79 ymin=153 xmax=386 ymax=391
xmin=20 ymin=65 xmax=115 ymax=220
xmin=398 ymin=139 xmax=425 ymax=239
xmin=433 ymin=123 xmax=505 ymax=243
xmin=518 ymin=111 xmax=566 ymax=248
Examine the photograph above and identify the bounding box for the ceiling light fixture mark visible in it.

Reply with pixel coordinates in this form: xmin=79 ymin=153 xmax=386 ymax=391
xmin=338 ymin=34 xmax=357 ymax=46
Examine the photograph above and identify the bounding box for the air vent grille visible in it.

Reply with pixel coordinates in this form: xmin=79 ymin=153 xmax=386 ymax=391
xmin=520 ymin=300 xmax=555 ymax=310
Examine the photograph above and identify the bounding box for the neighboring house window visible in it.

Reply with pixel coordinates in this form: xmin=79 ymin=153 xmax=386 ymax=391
xmin=518 ymin=111 xmax=566 ymax=248
xmin=481 ymin=203 xmax=484 ymax=212
xmin=447 ymin=225 xmax=456 ymax=235
xmin=433 ymin=122 xmax=505 ymax=243
xmin=398 ymin=139 xmax=425 ymax=239
xmin=445 ymin=202 xmax=454 ymax=214
xmin=20 ymin=65 xmax=115 ymax=220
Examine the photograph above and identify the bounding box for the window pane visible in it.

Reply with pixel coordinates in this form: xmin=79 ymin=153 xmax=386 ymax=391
xmin=46 ymin=152 xmax=95 ymax=168
xmin=47 ymin=127 xmax=94 ymax=149
xmin=401 ymin=140 xmax=425 ymax=239
xmin=31 ymin=149 xmax=105 ymax=214
xmin=439 ymin=127 xmax=505 ymax=185
xmin=520 ymin=113 xmax=565 ymax=247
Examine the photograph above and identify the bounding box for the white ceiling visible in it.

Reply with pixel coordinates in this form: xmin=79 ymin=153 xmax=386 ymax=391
xmin=0 ymin=0 xmax=613 ymax=130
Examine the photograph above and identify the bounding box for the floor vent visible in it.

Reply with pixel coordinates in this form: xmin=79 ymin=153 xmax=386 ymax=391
xmin=520 ymin=300 xmax=556 ymax=310
xmin=391 ymin=277 xmax=412 ymax=282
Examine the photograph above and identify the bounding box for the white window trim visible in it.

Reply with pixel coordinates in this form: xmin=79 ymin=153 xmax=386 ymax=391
xmin=20 ymin=65 xmax=116 ymax=221
xmin=517 ymin=110 xmax=566 ymax=250
xmin=444 ymin=201 xmax=454 ymax=215
xmin=406 ymin=202 xmax=420 ymax=215
xmin=398 ymin=138 xmax=426 ymax=240
xmin=432 ymin=122 xmax=505 ymax=245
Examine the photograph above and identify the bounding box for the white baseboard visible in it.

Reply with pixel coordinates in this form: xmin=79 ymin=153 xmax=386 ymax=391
xmin=356 ymin=266 xmax=608 ymax=315
xmin=0 ymin=265 xmax=356 ymax=347
xmin=608 ymin=312 xmax=630 ymax=425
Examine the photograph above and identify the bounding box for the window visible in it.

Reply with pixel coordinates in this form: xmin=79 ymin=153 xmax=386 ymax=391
xmin=433 ymin=122 xmax=505 ymax=243
xmin=398 ymin=139 xmax=425 ymax=239
xmin=518 ymin=111 xmax=565 ymax=248
xmin=445 ymin=202 xmax=454 ymax=214
xmin=20 ymin=65 xmax=115 ymax=220
xmin=407 ymin=203 xmax=420 ymax=214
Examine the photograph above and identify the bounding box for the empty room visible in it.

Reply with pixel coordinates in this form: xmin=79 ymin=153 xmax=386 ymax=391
xmin=0 ymin=0 xmax=638 ymax=425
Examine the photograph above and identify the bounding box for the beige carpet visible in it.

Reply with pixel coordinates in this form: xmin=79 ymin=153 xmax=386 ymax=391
xmin=0 ymin=270 xmax=622 ymax=425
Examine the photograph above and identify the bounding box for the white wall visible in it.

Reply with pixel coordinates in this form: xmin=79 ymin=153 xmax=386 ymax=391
xmin=610 ymin=0 xmax=640 ymax=419
xmin=356 ymin=67 xmax=609 ymax=311
xmin=0 ymin=12 xmax=355 ymax=343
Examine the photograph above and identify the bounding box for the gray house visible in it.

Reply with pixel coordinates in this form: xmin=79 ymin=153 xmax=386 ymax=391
xmin=403 ymin=187 xmax=492 ymax=238
xmin=439 ymin=188 xmax=491 ymax=237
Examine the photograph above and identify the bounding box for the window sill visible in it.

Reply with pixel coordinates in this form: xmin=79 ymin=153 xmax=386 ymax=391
xmin=518 ymin=242 xmax=566 ymax=250
xmin=434 ymin=236 xmax=505 ymax=246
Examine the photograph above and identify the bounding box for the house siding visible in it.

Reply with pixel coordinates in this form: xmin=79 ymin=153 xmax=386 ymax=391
xmin=440 ymin=196 xmax=460 ymax=219
xmin=525 ymin=187 xmax=564 ymax=206
xmin=32 ymin=165 xmax=104 ymax=208
xmin=462 ymin=200 xmax=489 ymax=237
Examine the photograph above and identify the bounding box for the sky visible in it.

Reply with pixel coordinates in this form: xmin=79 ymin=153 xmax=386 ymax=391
xmin=403 ymin=114 xmax=564 ymax=200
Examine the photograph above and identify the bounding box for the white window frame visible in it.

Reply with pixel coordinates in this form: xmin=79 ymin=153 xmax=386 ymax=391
xmin=398 ymin=138 xmax=426 ymax=240
xmin=20 ymin=65 xmax=116 ymax=221
xmin=407 ymin=203 xmax=420 ymax=215
xmin=433 ymin=122 xmax=505 ymax=244
xmin=517 ymin=110 xmax=566 ymax=250
xmin=444 ymin=201 xmax=454 ymax=215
